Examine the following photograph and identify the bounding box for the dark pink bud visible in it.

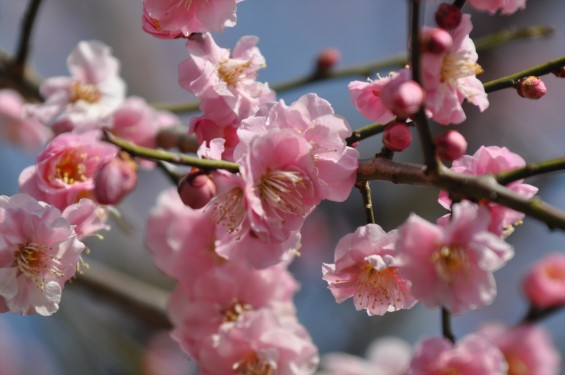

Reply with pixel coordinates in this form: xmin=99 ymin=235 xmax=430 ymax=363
xmin=553 ymin=66 xmax=565 ymax=78
xmin=435 ymin=3 xmax=462 ymax=30
xmin=95 ymin=153 xmax=138 ymax=205
xmin=178 ymin=170 xmax=216 ymax=209
xmin=383 ymin=122 xmax=412 ymax=152
xmin=516 ymin=76 xmax=547 ymax=100
xmin=435 ymin=130 xmax=467 ymax=162
xmin=420 ymin=28 xmax=453 ymax=54
xmin=315 ymin=48 xmax=341 ymax=76
xmin=381 ymin=79 xmax=425 ymax=118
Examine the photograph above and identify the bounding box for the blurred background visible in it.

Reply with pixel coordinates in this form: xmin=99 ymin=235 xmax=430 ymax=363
xmin=0 ymin=0 xmax=564 ymax=374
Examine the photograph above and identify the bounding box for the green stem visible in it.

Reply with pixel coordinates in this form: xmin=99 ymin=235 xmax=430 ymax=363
xmin=484 ymin=55 xmax=565 ymax=93
xmin=496 ymin=157 xmax=565 ymax=185
xmin=103 ymin=130 xmax=240 ymax=173
xmin=356 ymin=181 xmax=376 ymax=224
xmin=346 ymin=122 xmax=389 ymax=146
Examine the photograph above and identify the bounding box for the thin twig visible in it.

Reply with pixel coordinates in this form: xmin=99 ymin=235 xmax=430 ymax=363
xmin=496 ymin=157 xmax=565 ymax=185
xmin=355 ymin=181 xmax=376 ymax=224
xmin=12 ymin=0 xmax=43 ymax=80
xmin=442 ymin=307 xmax=456 ymax=343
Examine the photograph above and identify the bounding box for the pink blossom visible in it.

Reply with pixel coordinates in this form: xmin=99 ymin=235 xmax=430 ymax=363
xmin=142 ymin=0 xmax=241 ymax=39
xmin=439 ymin=146 xmax=538 ymax=236
xmin=322 ymin=224 xmax=417 ymax=316
xmin=19 ymin=131 xmax=118 ymax=211
xmin=31 ymin=40 xmax=126 ymax=133
xmin=61 ymin=199 xmax=109 ymax=240
xmin=477 ymin=322 xmax=561 ymax=375
xmin=408 ymin=334 xmax=507 ymax=374
xmin=179 ymin=33 xmax=274 ymax=124
xmin=396 ymin=201 xmax=514 ymax=314
xmin=141 ymin=331 xmax=197 ymax=375
xmin=468 ymin=0 xmax=526 ymax=15
xmin=0 ymin=193 xmax=85 ymax=315
xmin=189 ymin=115 xmax=239 ymax=161
xmin=94 ymin=153 xmax=138 ymax=205
xmin=348 ymin=76 xmax=396 ymax=124
xmin=197 ymin=309 xmax=319 ymax=375
xmin=422 ymin=15 xmax=488 ymax=125
xmin=0 ymin=89 xmax=51 ymax=151
xmin=523 ymin=253 xmax=565 ymax=308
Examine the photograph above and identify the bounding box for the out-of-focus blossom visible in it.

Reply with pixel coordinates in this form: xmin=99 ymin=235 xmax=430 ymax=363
xmin=0 ymin=194 xmax=84 ymax=315
xmin=435 ymin=130 xmax=467 ymax=162
xmin=179 ymin=33 xmax=274 ymax=124
xmin=523 ymin=253 xmax=565 ymax=308
xmin=477 ymin=322 xmax=561 ymax=375
xmin=142 ymin=0 xmax=242 ymax=39
xmin=94 ymin=153 xmax=138 ymax=205
xmin=322 ymin=224 xmax=417 ymax=316
xmin=19 ymin=131 xmax=118 ymax=211
xmin=422 ymin=15 xmax=488 ymax=124
xmin=61 ymin=198 xmax=109 ymax=240
xmin=30 ymin=40 xmax=126 ymax=133
xmin=435 ymin=3 xmax=462 ymax=30
xmin=468 ymin=0 xmax=526 ymax=15
xmin=0 ymin=89 xmax=51 ymax=151
xmin=439 ymin=146 xmax=538 ymax=236
xmin=141 ymin=331 xmax=197 ymax=375
xmin=407 ymin=334 xmax=507 ymax=374
xmin=396 ymin=201 xmax=514 ymax=314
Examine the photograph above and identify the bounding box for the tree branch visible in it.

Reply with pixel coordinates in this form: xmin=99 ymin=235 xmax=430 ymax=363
xmin=496 ymin=157 xmax=565 ymax=185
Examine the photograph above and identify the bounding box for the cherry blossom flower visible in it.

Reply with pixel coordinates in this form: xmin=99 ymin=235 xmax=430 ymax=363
xmin=396 ymin=201 xmax=514 ymax=314
xmin=348 ymin=75 xmax=396 ymax=124
xmin=322 ymin=224 xmax=417 ymax=316
xmin=18 ymin=131 xmax=118 ymax=211
xmin=523 ymin=253 xmax=565 ymax=308
xmin=477 ymin=322 xmax=561 ymax=375
xmin=0 ymin=89 xmax=51 ymax=151
xmin=179 ymin=33 xmax=274 ymax=124
xmin=142 ymin=0 xmax=242 ymax=39
xmin=422 ymin=15 xmax=488 ymax=124
xmin=30 ymin=40 xmax=126 ymax=133
xmin=189 ymin=115 xmax=239 ymax=161
xmin=61 ymin=198 xmax=109 ymax=240
xmin=0 ymin=194 xmax=85 ymax=316
xmin=468 ymin=0 xmax=526 ymax=15
xmin=439 ymin=145 xmax=538 ymax=236
xmin=407 ymin=334 xmax=507 ymax=375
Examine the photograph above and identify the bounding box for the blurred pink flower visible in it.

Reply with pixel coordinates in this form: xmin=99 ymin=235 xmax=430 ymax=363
xmin=408 ymin=334 xmax=507 ymax=374
xmin=397 ymin=201 xmax=514 ymax=314
xmin=0 ymin=194 xmax=84 ymax=315
xmin=468 ymin=0 xmax=526 ymax=14
xmin=322 ymin=224 xmax=417 ymax=316
xmin=142 ymin=0 xmax=242 ymax=38
xmin=523 ymin=253 xmax=565 ymax=308
xmin=477 ymin=322 xmax=561 ymax=375
xmin=61 ymin=198 xmax=109 ymax=240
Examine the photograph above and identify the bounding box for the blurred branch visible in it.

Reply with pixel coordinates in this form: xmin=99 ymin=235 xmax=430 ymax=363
xmin=519 ymin=304 xmax=565 ymax=324
xmin=12 ymin=0 xmax=43 ymax=79
xmin=496 ymin=157 xmax=565 ymax=185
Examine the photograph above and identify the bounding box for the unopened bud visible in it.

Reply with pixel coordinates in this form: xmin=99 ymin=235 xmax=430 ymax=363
xmin=381 ymin=79 xmax=425 ymax=119
xmin=178 ymin=170 xmax=216 ymax=209
xmin=420 ymin=28 xmax=453 ymax=54
xmin=435 ymin=3 xmax=462 ymax=30
xmin=435 ymin=130 xmax=467 ymax=162
xmin=315 ymin=48 xmax=341 ymax=77
xmin=95 ymin=153 xmax=138 ymax=205
xmin=516 ymin=76 xmax=547 ymax=100
xmin=552 ymin=66 xmax=565 ymax=78
xmin=383 ymin=122 xmax=412 ymax=152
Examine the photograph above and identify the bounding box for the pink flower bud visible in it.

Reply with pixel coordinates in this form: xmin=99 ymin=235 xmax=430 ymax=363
xmin=435 ymin=3 xmax=462 ymax=30
xmin=94 ymin=153 xmax=138 ymax=205
xmin=420 ymin=28 xmax=453 ymax=54
xmin=178 ymin=170 xmax=217 ymax=209
xmin=516 ymin=76 xmax=547 ymax=99
xmin=315 ymin=48 xmax=341 ymax=76
xmin=435 ymin=130 xmax=467 ymax=162
xmin=381 ymin=78 xmax=425 ymax=119
xmin=383 ymin=122 xmax=412 ymax=152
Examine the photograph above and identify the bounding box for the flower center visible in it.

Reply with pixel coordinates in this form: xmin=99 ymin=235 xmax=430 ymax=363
xmin=207 ymin=187 xmax=246 ymax=233
xmin=221 ymin=299 xmax=253 ymax=323
xmin=544 ymin=265 xmax=565 ymax=282
xmin=232 ymin=352 xmax=276 ymax=375
xmin=218 ymin=58 xmax=253 ymax=87
xmin=54 ymin=149 xmax=88 ymax=185
xmin=432 ymin=245 xmax=468 ymax=283
xmin=69 ymin=81 xmax=101 ymax=104
xmin=440 ymin=53 xmax=483 ymax=83
xmin=15 ymin=242 xmax=63 ymax=290
xmin=356 ymin=263 xmax=404 ymax=311
xmin=259 ymin=170 xmax=308 ymax=216
xmin=505 ymin=354 xmax=529 ymax=375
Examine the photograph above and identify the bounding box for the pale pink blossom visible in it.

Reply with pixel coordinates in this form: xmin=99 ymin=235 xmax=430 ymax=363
xmin=19 ymin=131 xmax=118 ymax=211
xmin=322 ymin=224 xmax=417 ymax=316
xmin=439 ymin=146 xmax=538 ymax=236
xmin=477 ymin=322 xmax=561 ymax=375
xmin=61 ymin=199 xmax=109 ymax=240
xmin=141 ymin=331 xmax=197 ymax=375
xmin=468 ymin=0 xmax=526 ymax=15
xmin=31 ymin=40 xmax=126 ymax=133
xmin=408 ymin=334 xmax=507 ymax=375
xmin=142 ymin=0 xmax=241 ymax=39
xmin=94 ymin=153 xmax=138 ymax=205
xmin=422 ymin=15 xmax=488 ymax=124
xmin=348 ymin=76 xmax=396 ymax=124
xmin=197 ymin=309 xmax=319 ymax=375
xmin=0 ymin=193 xmax=84 ymax=315
xmin=523 ymin=253 xmax=565 ymax=308
xmin=396 ymin=201 xmax=514 ymax=314
xmin=189 ymin=115 xmax=239 ymax=161
xmin=0 ymin=89 xmax=51 ymax=151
